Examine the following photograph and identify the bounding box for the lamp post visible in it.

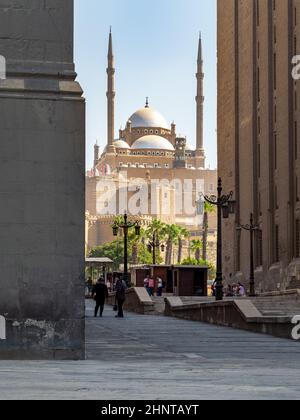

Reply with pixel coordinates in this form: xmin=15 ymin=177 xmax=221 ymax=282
xmin=204 ymin=178 xmax=235 ymax=301
xmin=236 ymin=213 xmax=260 ymax=297
xmin=112 ymin=213 xmax=141 ymax=286
xmin=148 ymin=234 xmax=165 ymax=265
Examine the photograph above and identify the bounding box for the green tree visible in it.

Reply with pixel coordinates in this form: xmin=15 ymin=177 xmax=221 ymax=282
xmin=128 ymin=227 xmax=143 ymax=265
xmin=89 ymin=240 xmax=125 ymax=271
xmin=146 ymin=219 xmax=166 ymax=264
xmin=128 ymin=227 xmax=156 ymax=266
xmin=180 ymin=257 xmax=199 ymax=266
xmin=180 ymin=257 xmax=216 ymax=280
xmin=177 ymin=227 xmax=190 ymax=264
xmin=137 ymin=242 xmax=155 ymax=265
xmin=164 ymin=224 xmax=181 ymax=265
xmin=191 ymin=239 xmax=203 ymax=262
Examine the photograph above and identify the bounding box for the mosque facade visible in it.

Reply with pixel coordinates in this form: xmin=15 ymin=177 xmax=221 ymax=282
xmin=86 ymin=31 xmax=217 ymax=263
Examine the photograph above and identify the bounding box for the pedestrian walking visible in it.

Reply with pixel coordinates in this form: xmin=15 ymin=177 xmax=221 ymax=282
xmin=92 ymin=278 xmax=109 ymax=318
xmin=115 ymin=278 xmax=127 ymax=318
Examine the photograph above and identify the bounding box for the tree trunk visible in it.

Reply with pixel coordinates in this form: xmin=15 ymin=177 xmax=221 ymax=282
xmin=166 ymin=239 xmax=173 ymax=265
xmin=202 ymin=212 xmax=208 ymax=262
xmin=178 ymin=239 xmax=183 ymax=264
xmin=195 ymin=249 xmax=201 ymax=262
xmin=132 ymin=243 xmax=138 ymax=265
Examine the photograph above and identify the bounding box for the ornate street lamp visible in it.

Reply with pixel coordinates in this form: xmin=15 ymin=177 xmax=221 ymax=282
xmin=204 ymin=177 xmax=236 ymax=301
xmin=112 ymin=213 xmax=141 ymax=285
xmin=148 ymin=233 xmax=165 ymax=265
xmin=236 ymin=213 xmax=260 ymax=297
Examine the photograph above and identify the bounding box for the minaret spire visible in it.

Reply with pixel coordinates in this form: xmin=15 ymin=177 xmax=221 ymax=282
xmin=196 ymin=32 xmax=205 ymax=167
xmin=107 ymin=28 xmax=115 ymax=151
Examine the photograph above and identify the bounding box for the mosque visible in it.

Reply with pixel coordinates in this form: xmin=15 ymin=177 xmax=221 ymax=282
xmin=86 ymin=30 xmax=217 ymax=262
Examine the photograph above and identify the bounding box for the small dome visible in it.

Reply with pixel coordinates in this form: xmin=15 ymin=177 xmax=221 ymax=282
xmin=114 ymin=139 xmax=130 ymax=149
xmin=131 ymin=135 xmax=175 ymax=151
xmin=186 ymin=143 xmax=194 ymax=151
xmin=129 ymin=107 xmax=169 ymax=129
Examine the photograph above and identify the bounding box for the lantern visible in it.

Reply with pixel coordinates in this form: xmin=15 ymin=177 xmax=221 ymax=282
xmin=135 ymin=224 xmax=141 ymax=236
xmin=222 ymin=203 xmax=230 ymax=219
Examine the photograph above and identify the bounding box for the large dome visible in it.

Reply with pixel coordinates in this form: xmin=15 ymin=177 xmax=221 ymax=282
xmin=131 ymin=135 xmax=175 ymax=151
xmin=129 ymin=107 xmax=169 ymax=129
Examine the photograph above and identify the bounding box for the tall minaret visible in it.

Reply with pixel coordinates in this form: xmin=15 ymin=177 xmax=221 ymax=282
xmin=196 ymin=33 xmax=205 ymax=166
xmin=107 ymin=28 xmax=115 ymax=152
xmin=94 ymin=141 xmax=100 ymax=169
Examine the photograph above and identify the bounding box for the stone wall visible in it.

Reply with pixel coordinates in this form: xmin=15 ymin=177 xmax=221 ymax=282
xmin=218 ymin=0 xmax=300 ymax=292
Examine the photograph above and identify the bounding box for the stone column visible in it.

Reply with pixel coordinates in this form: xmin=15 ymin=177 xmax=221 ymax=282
xmin=0 ymin=0 xmax=85 ymax=360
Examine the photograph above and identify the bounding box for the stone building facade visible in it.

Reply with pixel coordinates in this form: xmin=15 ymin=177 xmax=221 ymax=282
xmin=86 ymin=31 xmax=217 ymax=261
xmin=218 ymin=0 xmax=300 ymax=291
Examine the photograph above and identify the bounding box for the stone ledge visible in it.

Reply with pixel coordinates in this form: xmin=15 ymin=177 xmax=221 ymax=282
xmin=164 ymin=297 xmax=298 ymax=340
xmin=258 ymin=289 xmax=300 ymax=298
xmin=107 ymin=288 xmax=155 ymax=315
xmin=0 ymin=78 xmax=84 ymax=99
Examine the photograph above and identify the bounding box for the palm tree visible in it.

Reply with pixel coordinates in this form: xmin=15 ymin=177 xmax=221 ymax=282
xmin=202 ymin=202 xmax=215 ymax=262
xmin=191 ymin=239 xmax=203 ymax=262
xmin=177 ymin=227 xmax=190 ymax=264
xmin=164 ymin=224 xmax=180 ymax=265
xmin=146 ymin=219 xmax=166 ymax=264
xmin=128 ymin=227 xmax=146 ymax=265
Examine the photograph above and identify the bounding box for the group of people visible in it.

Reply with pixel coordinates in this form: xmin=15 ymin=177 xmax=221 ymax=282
xmin=143 ymin=275 xmax=166 ymax=297
xmin=92 ymin=277 xmax=127 ymax=319
xmin=225 ymin=283 xmax=246 ymax=297
xmin=211 ymin=281 xmax=246 ymax=297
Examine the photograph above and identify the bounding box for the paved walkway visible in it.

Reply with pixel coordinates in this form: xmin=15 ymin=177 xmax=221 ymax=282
xmin=0 ymin=300 xmax=300 ymax=400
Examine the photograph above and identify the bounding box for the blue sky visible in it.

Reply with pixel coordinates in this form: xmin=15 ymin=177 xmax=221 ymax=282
xmin=74 ymin=0 xmax=217 ymax=169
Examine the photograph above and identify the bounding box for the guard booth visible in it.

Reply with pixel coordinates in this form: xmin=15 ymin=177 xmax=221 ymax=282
xmin=149 ymin=265 xmax=174 ymax=294
xmin=172 ymin=266 xmax=208 ymax=297
xmin=85 ymin=258 xmax=114 ymax=285
xmin=131 ymin=265 xmax=208 ymax=296
xmin=132 ymin=267 xmax=150 ymax=288
xmin=132 ymin=265 xmax=173 ymax=294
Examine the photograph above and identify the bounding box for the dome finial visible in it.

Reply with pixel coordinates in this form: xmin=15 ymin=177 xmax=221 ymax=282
xmin=145 ymin=97 xmax=149 ymax=108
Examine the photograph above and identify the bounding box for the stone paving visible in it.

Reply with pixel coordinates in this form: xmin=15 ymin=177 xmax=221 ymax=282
xmin=0 ymin=300 xmax=300 ymax=400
